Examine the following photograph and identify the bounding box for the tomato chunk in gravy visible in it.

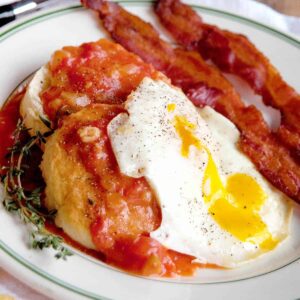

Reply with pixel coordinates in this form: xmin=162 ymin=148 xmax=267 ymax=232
xmin=41 ymin=39 xmax=163 ymax=123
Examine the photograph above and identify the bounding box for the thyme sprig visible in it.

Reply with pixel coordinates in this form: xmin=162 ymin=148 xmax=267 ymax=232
xmin=1 ymin=118 xmax=72 ymax=260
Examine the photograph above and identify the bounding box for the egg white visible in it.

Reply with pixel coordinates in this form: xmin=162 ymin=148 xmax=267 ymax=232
xmin=108 ymin=77 xmax=292 ymax=268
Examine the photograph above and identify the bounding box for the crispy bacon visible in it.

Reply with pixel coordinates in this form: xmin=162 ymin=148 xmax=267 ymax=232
xmin=155 ymin=0 xmax=300 ymax=159
xmin=81 ymin=0 xmax=300 ymax=202
xmin=82 ymin=0 xmax=241 ymax=108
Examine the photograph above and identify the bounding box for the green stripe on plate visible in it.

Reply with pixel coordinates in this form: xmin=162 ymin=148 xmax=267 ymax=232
xmin=0 ymin=6 xmax=82 ymax=42
xmin=0 ymin=240 xmax=111 ymax=300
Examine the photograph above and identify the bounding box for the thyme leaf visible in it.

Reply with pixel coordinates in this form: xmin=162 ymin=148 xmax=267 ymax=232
xmin=0 ymin=119 xmax=72 ymax=259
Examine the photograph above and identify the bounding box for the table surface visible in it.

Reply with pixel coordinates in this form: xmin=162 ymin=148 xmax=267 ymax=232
xmin=258 ymin=0 xmax=300 ymax=16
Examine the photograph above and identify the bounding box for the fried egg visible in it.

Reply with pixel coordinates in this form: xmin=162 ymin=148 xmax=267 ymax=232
xmin=108 ymin=77 xmax=292 ymax=268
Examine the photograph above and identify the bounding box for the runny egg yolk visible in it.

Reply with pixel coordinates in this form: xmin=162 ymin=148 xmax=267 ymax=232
xmin=170 ymin=105 xmax=278 ymax=250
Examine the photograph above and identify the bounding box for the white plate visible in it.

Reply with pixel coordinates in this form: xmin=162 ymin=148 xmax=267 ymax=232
xmin=0 ymin=1 xmax=300 ymax=299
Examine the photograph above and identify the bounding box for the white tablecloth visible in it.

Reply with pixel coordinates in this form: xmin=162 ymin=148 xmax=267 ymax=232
xmin=0 ymin=0 xmax=299 ymax=299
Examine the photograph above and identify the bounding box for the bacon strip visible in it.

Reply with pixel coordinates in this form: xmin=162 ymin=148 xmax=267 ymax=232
xmin=155 ymin=0 xmax=300 ymax=159
xmin=82 ymin=0 xmax=237 ymax=109
xmin=81 ymin=0 xmax=300 ymax=202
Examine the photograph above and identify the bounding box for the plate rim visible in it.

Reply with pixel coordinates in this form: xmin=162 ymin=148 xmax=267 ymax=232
xmin=0 ymin=1 xmax=299 ymax=46
xmin=0 ymin=1 xmax=299 ymax=299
